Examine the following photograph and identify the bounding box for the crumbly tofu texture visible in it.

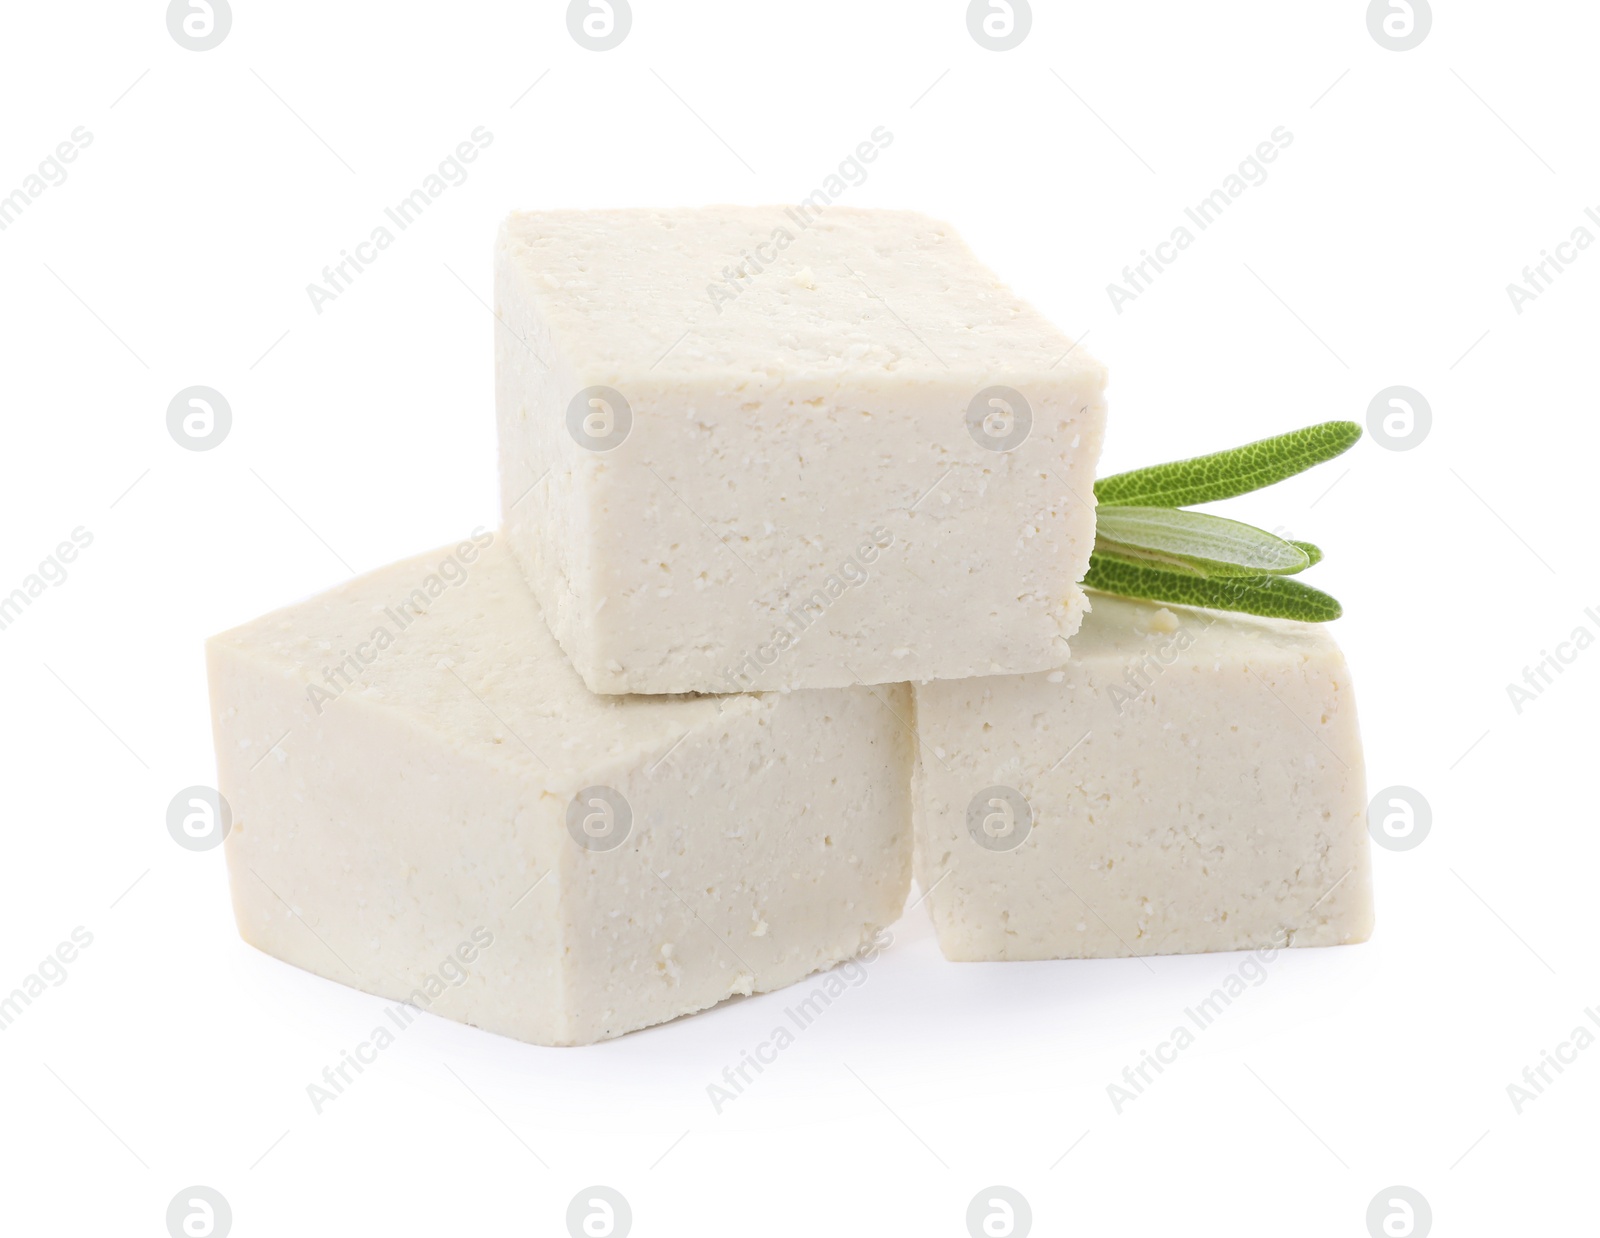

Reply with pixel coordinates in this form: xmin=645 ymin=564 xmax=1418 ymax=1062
xmin=495 ymin=206 xmax=1107 ymax=695
xmin=207 ymin=538 xmax=913 ymax=1046
xmin=912 ymin=594 xmax=1374 ymax=961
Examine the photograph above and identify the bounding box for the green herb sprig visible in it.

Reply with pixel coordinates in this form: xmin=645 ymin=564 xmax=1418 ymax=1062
xmin=1085 ymin=421 xmax=1360 ymax=622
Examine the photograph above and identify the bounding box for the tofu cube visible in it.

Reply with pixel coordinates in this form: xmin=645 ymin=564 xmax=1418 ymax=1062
xmin=495 ymin=207 xmax=1106 ymax=695
xmin=207 ymin=537 xmax=913 ymax=1045
xmin=912 ymin=594 xmax=1374 ymax=961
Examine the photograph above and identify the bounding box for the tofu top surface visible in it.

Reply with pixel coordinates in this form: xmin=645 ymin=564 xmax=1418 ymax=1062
xmin=1073 ymin=592 xmax=1341 ymax=663
xmin=208 ymin=539 xmax=750 ymax=782
xmin=497 ymin=206 xmax=1101 ymax=385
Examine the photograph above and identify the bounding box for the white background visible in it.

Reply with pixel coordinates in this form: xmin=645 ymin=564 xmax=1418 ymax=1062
xmin=1 ymin=1 xmax=1594 ymax=1234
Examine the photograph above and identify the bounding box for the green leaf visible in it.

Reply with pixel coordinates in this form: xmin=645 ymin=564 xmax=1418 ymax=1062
xmin=1291 ymin=540 xmax=1323 ymax=568
xmin=1091 ymin=539 xmax=1210 ymax=576
xmin=1095 ymin=420 xmax=1361 ymax=508
xmin=1084 ymin=553 xmax=1342 ymax=622
xmin=1095 ymin=506 xmax=1310 ymax=576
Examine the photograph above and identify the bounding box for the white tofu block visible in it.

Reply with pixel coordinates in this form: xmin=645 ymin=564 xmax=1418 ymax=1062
xmin=495 ymin=206 xmax=1106 ymax=695
xmin=912 ymin=594 xmax=1374 ymax=961
xmin=207 ymin=536 xmax=913 ymax=1045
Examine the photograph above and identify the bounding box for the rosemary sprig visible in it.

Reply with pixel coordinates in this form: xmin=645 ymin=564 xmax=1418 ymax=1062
xmin=1096 ymin=507 xmax=1310 ymax=577
xmin=1086 ymin=421 xmax=1360 ymax=622
xmin=1095 ymin=420 xmax=1361 ymax=508
xmin=1084 ymin=553 xmax=1344 ymax=621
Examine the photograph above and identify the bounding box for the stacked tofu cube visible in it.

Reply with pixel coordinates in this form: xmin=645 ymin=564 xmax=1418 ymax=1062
xmin=208 ymin=208 xmax=1372 ymax=1045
